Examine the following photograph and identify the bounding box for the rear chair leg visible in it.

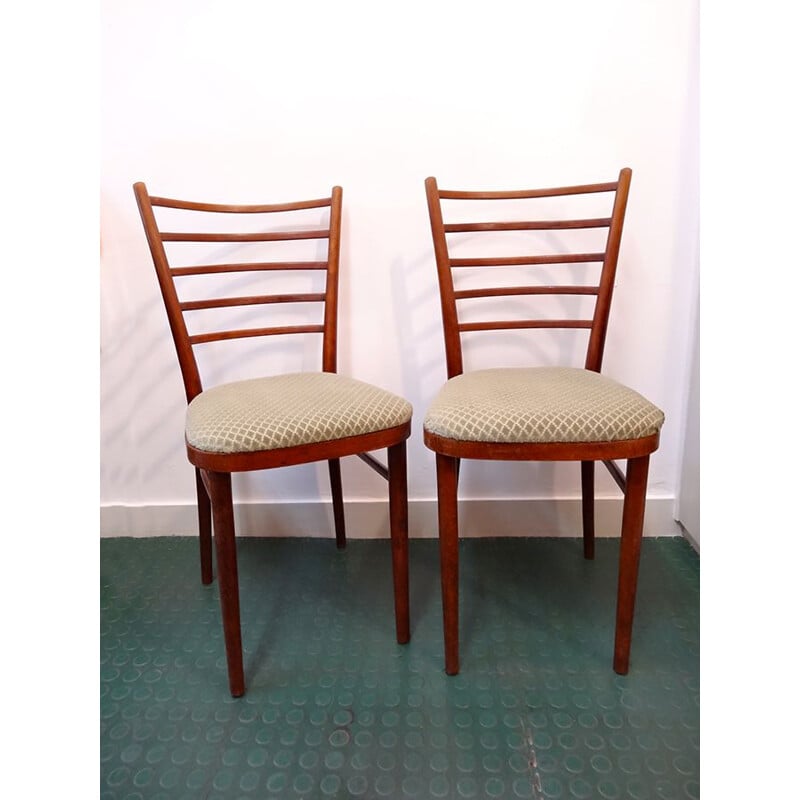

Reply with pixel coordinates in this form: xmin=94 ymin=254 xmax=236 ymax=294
xmin=328 ymin=459 xmax=346 ymax=549
xmin=581 ymin=461 xmax=595 ymax=560
xmin=388 ymin=443 xmax=410 ymax=644
xmin=613 ymin=455 xmax=650 ymax=675
xmin=202 ymin=470 xmax=245 ymax=697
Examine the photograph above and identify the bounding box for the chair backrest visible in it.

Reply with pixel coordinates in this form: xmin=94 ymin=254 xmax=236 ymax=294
xmin=133 ymin=183 xmax=343 ymax=403
xmin=425 ymin=169 xmax=632 ymax=379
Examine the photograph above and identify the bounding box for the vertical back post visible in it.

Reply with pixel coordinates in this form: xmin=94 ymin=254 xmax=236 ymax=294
xmin=133 ymin=181 xmax=203 ymax=402
xmin=322 ymin=186 xmax=343 ymax=373
xmin=585 ymin=168 xmax=632 ymax=372
xmin=425 ymin=177 xmax=463 ymax=378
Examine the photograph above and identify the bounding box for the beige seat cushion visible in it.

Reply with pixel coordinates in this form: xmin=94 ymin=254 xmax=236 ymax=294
xmin=186 ymin=372 xmax=412 ymax=454
xmin=424 ymin=367 xmax=664 ymax=444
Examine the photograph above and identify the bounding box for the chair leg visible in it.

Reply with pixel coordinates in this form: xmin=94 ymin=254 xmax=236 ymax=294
xmin=201 ymin=470 xmax=245 ymax=697
xmin=195 ymin=468 xmax=213 ymax=584
xmin=613 ymin=455 xmax=650 ymax=675
xmin=581 ymin=461 xmax=595 ymax=560
xmin=388 ymin=443 xmax=410 ymax=644
xmin=436 ymin=453 xmax=460 ymax=675
xmin=328 ymin=459 xmax=346 ymax=549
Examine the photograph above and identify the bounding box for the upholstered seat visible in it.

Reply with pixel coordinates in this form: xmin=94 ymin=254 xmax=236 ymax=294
xmin=424 ymin=367 xmax=664 ymax=445
xmin=187 ymin=373 xmax=413 ymax=454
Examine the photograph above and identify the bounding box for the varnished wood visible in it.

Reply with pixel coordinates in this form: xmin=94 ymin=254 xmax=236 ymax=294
xmin=454 ymin=286 xmax=599 ymax=300
xmin=201 ymin=470 xmax=244 ymax=697
xmin=424 ymin=170 xmax=659 ymax=676
xmin=425 ymin=176 xmax=463 ymax=379
xmin=614 ymin=456 xmax=650 ymax=674
xmin=133 ymin=180 xmax=342 ymax=406
xmin=188 ymin=324 xmax=324 ymax=346
xmin=135 ymin=182 xmax=411 ymax=696
xmin=423 ymin=429 xmax=660 ymax=462
xmin=425 ymin=169 xmax=632 ymax=381
xmin=388 ymin=443 xmax=410 ymax=644
xmin=196 ymin=468 xmax=213 ymax=585
xmin=581 ymin=461 xmax=595 ymax=560
xmin=179 ymin=292 xmax=325 ymax=311
xmin=357 ymin=452 xmax=390 ymax=481
xmin=149 ymin=194 xmax=332 ymax=213
xmin=602 ymin=459 xmax=627 ymax=493
xmin=458 ymin=319 xmax=592 ymax=333
xmin=444 ymin=218 xmax=612 ymax=232
xmin=436 ymin=454 xmax=460 ymax=675
xmin=171 ymin=261 xmax=328 ymax=276
xmin=133 ymin=182 xmax=203 ymax=402
xmin=585 ymin=168 xmax=632 ymax=372
xmin=160 ymin=229 xmax=329 ymax=243
xmin=322 ymin=186 xmax=343 ymax=374
xmin=328 ymin=459 xmax=346 ymax=549
xmin=438 ymin=180 xmax=619 ymax=199
xmin=450 ymin=252 xmax=606 ymax=268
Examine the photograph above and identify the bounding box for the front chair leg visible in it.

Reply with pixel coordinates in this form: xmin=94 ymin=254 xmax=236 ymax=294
xmin=613 ymin=455 xmax=650 ymax=675
xmin=388 ymin=443 xmax=410 ymax=644
xmin=195 ymin=468 xmax=213 ymax=584
xmin=201 ymin=470 xmax=245 ymax=697
xmin=436 ymin=453 xmax=460 ymax=675
xmin=328 ymin=459 xmax=346 ymax=549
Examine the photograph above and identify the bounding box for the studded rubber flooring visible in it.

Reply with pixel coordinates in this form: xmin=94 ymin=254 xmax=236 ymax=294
xmin=100 ymin=536 xmax=699 ymax=799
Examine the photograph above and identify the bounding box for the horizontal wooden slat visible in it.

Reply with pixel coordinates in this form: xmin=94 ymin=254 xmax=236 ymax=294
xmin=180 ymin=293 xmax=325 ymax=311
xmin=444 ymin=218 xmax=611 ymax=233
xmin=189 ymin=324 xmax=324 ymax=345
xmin=161 ymin=229 xmax=329 ymax=242
xmin=458 ymin=320 xmax=593 ymax=332
xmin=454 ymin=285 xmax=599 ymax=300
xmin=450 ymin=253 xmax=606 ymax=267
xmin=438 ymin=181 xmax=618 ymax=200
xmin=149 ymin=195 xmax=332 ymax=213
xmin=171 ymin=261 xmax=328 ymax=276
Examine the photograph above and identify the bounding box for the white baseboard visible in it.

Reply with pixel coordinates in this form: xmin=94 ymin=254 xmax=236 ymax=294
xmin=101 ymin=496 xmax=680 ymax=539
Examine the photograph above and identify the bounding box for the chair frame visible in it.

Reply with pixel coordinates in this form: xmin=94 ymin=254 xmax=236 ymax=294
xmin=134 ymin=183 xmax=411 ymax=696
xmin=423 ymin=168 xmax=660 ymax=675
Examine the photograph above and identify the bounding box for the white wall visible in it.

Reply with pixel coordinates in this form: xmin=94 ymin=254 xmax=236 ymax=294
xmin=101 ymin=0 xmax=699 ymax=533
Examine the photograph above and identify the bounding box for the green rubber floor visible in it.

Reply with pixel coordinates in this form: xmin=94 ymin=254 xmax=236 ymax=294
xmin=100 ymin=537 xmax=699 ymax=799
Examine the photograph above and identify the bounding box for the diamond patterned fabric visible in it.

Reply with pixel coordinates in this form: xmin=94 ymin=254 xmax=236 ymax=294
xmin=424 ymin=367 xmax=664 ymax=444
xmin=186 ymin=373 xmax=412 ymax=454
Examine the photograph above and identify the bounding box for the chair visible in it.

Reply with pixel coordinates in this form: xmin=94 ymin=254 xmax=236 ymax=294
xmin=423 ymin=168 xmax=664 ymax=675
xmin=133 ymin=183 xmax=412 ymax=696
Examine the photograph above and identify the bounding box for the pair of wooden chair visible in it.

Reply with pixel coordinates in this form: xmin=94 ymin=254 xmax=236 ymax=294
xmin=133 ymin=168 xmax=664 ymax=697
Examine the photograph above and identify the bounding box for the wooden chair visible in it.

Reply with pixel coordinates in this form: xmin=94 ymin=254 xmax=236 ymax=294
xmin=133 ymin=183 xmax=412 ymax=696
xmin=423 ymin=168 xmax=664 ymax=676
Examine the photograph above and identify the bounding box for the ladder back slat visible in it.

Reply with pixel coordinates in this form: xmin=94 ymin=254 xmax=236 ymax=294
xmin=438 ymin=181 xmax=618 ymax=200
xmin=450 ymin=253 xmax=606 ymax=267
xmin=458 ymin=320 xmax=594 ymax=332
xmin=180 ymin=293 xmax=326 ymax=311
xmin=170 ymin=261 xmax=328 ymax=276
xmin=189 ymin=325 xmax=325 ymax=345
xmin=444 ymin=218 xmax=612 ymax=233
xmin=454 ymin=286 xmax=600 ymax=300
xmin=149 ymin=195 xmax=332 ymax=213
xmin=161 ymin=229 xmax=329 ymax=243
